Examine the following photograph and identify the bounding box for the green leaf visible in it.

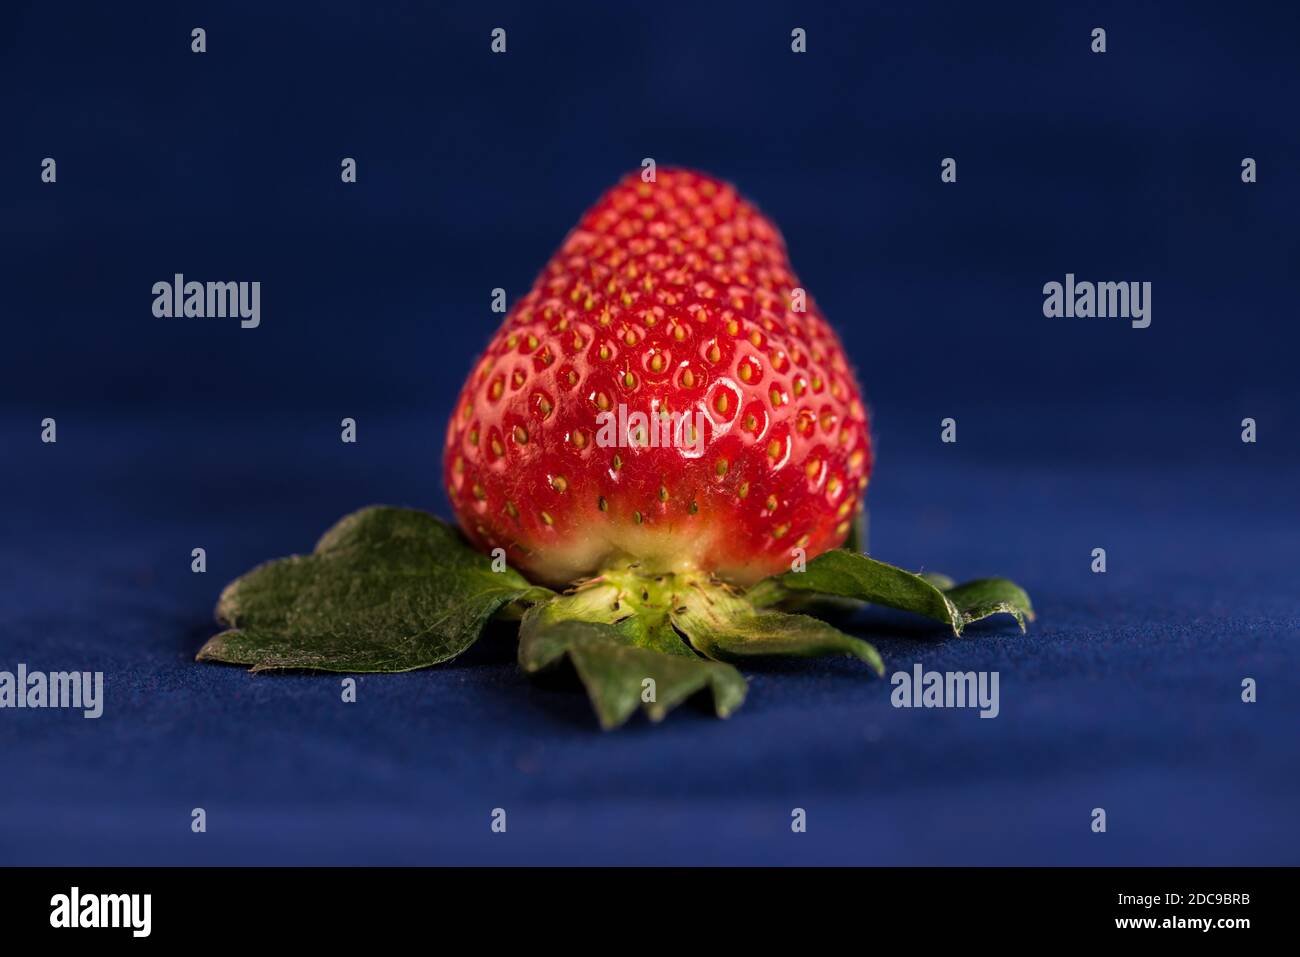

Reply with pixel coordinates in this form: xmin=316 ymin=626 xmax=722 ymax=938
xmin=670 ymin=580 xmax=885 ymax=675
xmin=918 ymin=571 xmax=956 ymax=590
xmin=518 ymin=602 xmax=746 ymax=729
xmin=749 ymin=549 xmax=1034 ymax=636
xmin=197 ymin=506 xmax=553 ymax=672
xmin=942 ymin=578 xmax=1035 ymax=630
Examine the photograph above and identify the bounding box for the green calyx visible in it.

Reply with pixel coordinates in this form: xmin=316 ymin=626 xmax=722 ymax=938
xmin=197 ymin=505 xmax=1035 ymax=729
xmin=515 ymin=564 xmax=884 ymax=728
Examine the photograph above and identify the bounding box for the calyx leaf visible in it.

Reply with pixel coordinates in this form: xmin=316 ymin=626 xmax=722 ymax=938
xmin=670 ymin=580 xmax=884 ymax=675
xmin=748 ymin=549 xmax=1034 ymax=635
xmin=197 ymin=506 xmax=553 ymax=672
xmin=518 ymin=600 xmax=746 ymax=729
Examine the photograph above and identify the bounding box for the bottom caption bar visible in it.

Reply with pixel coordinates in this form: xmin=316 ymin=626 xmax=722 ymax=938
xmin=0 ymin=866 xmax=1284 ymax=943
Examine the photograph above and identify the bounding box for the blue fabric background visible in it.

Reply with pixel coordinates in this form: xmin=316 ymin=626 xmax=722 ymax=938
xmin=2 ymin=1 xmax=1297 ymax=864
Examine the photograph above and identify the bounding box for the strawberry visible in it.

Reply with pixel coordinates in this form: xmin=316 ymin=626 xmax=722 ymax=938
xmin=204 ymin=173 xmax=1032 ymax=729
xmin=444 ymin=168 xmax=871 ymax=588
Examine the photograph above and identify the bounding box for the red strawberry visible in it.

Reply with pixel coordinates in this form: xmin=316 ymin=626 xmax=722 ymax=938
xmin=444 ymin=168 xmax=871 ymax=587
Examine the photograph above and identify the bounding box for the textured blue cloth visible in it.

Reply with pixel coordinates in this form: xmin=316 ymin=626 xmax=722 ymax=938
xmin=2 ymin=1 xmax=1298 ymax=865
xmin=3 ymin=408 xmax=1297 ymax=865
